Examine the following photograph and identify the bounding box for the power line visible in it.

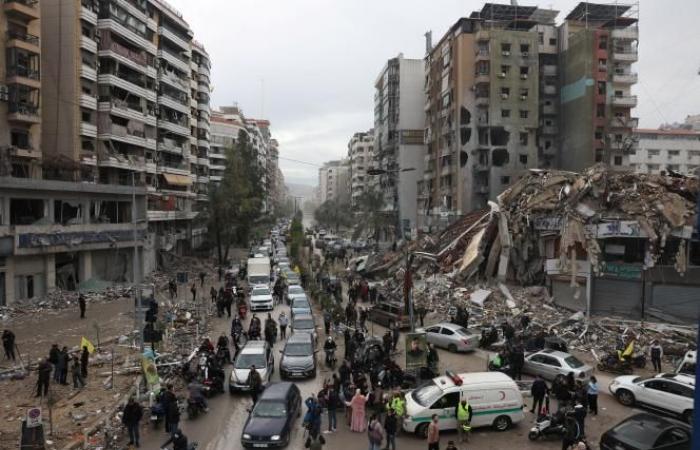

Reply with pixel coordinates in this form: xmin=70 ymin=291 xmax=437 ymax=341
xmin=277 ymin=156 xmax=322 ymax=167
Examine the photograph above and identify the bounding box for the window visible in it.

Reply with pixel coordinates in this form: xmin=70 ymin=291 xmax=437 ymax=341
xmin=655 ymin=429 xmax=690 ymax=447
xmin=520 ymin=43 xmax=529 ymax=54
xmin=614 ymin=134 xmax=623 ymax=143
xmin=519 ymin=133 xmax=528 ymax=145
xmin=549 ymin=38 xmax=557 ymax=46
xmin=430 ymin=392 xmax=460 ymax=410
xmin=519 ymin=110 xmax=528 ymax=119
xmin=500 ymin=65 xmax=510 ymax=76
xmin=519 ymin=154 xmax=528 ymax=164
xmin=538 ymin=32 xmax=544 ymax=45
xmin=598 ymin=37 xmax=608 ymax=49
xmin=520 ymin=88 xmax=528 ymax=99
xmin=520 ymin=66 xmax=528 ymax=76
xmin=501 ymin=43 xmax=511 ymax=54
xmin=668 ymin=150 xmax=680 ymax=157
xmin=648 ymin=149 xmax=660 ymax=157
xmin=598 ymin=58 xmax=607 ymax=71
xmin=597 ymin=81 xmax=606 ymax=95
xmin=501 ymin=87 xmax=510 ymax=97
xmin=10 ymin=129 xmax=30 ymax=149
xmin=440 ymin=328 xmax=454 ymax=336
xmin=595 ymin=130 xmax=603 ymax=140
xmin=648 ymin=163 xmax=660 ymax=172
xmin=426 ymin=326 xmax=440 ymax=334
xmin=81 ymin=111 xmax=91 ymax=122
xmin=501 ymin=176 xmax=510 ymax=185
xmin=614 ymin=156 xmax=622 ymax=166
xmin=542 ymin=356 xmax=561 ymax=367
xmin=501 ymin=109 xmax=510 ymax=118
xmin=596 ymin=104 xmax=606 ymax=118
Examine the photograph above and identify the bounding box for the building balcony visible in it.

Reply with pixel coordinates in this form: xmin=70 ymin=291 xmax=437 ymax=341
xmin=542 ymin=65 xmax=557 ymax=76
xmin=476 ymin=185 xmax=490 ymax=194
xmin=98 ymin=154 xmax=146 ymax=171
xmin=98 ymin=74 xmax=156 ymax=102
xmin=158 ymin=138 xmax=188 ymax=155
xmin=157 ymin=94 xmax=189 ymax=114
xmin=612 ymin=72 xmax=638 ymax=84
xmin=3 ymin=0 xmax=40 ymax=22
xmin=440 ymin=165 xmax=452 ymax=176
xmin=80 ymin=35 xmax=98 ymax=54
xmin=158 ymin=49 xmax=189 ymax=73
xmin=198 ymin=64 xmax=210 ymax=77
xmin=80 ymin=5 xmax=98 ymax=25
xmin=611 ymin=28 xmax=639 ymax=40
xmin=8 ymin=102 xmax=40 ymax=123
xmin=196 ymin=157 xmax=209 ymax=166
xmin=197 ymin=175 xmax=209 ymax=183
xmin=158 ymin=26 xmax=191 ymax=53
xmin=98 ymin=39 xmax=154 ymax=75
xmin=98 ymin=124 xmax=156 ymax=150
xmin=209 ymin=163 xmax=225 ymax=171
xmin=187 ymin=153 xmax=196 ymax=164
xmin=197 ymin=119 xmax=210 ymax=131
xmin=613 ymin=51 xmax=638 ymax=63
xmin=6 ymin=30 xmax=40 ymax=53
xmin=145 ymin=161 xmax=156 ymax=173
xmin=197 ymin=194 xmax=209 ymax=202
xmin=98 ymin=101 xmax=157 ymax=127
xmin=80 ymin=64 xmax=97 ymax=81
xmin=189 ymin=135 xmax=197 ymax=145
xmin=209 ymin=175 xmax=222 ymax=182
xmin=6 ymin=66 xmax=40 ymax=89
xmin=541 ymin=125 xmax=559 ymax=135
xmin=474 ymin=72 xmax=490 ymax=85
xmin=475 ymin=50 xmax=490 ymax=62
xmin=196 ymin=101 xmax=210 ymax=114
xmin=475 ymin=96 xmax=489 ymax=107
xmin=157 ymin=164 xmax=190 ymax=177
xmin=159 ymin=71 xmax=189 ymax=92
xmin=197 ymin=80 xmax=210 ymax=94
xmin=147 ymin=210 xmax=197 ymax=221
xmin=80 ymin=93 xmax=97 ymax=110
xmin=80 ymin=122 xmax=97 ymax=137
xmin=197 ymin=138 xmax=210 ymax=149
xmin=543 ymin=85 xmax=557 ymax=95
xmin=97 ymin=19 xmax=157 ymax=55
xmin=611 ymin=95 xmax=637 ymax=107
xmin=158 ymin=119 xmax=190 ymax=137
xmin=542 ymin=104 xmax=556 ymax=115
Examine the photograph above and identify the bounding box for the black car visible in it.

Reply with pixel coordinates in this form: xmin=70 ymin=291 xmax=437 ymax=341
xmin=279 ymin=332 xmax=317 ymax=379
xmin=600 ymin=413 xmax=691 ymax=450
xmin=241 ymin=382 xmax=302 ymax=448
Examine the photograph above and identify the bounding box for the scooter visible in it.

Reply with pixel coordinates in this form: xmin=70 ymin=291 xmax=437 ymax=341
xmin=597 ymin=353 xmax=633 ymax=375
xmin=187 ymin=397 xmax=207 ymax=419
xmin=325 ymin=348 xmax=336 ymax=369
xmin=528 ymin=407 xmax=580 ymax=441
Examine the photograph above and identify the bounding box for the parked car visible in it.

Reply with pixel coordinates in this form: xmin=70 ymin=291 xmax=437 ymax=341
xmin=522 ymin=349 xmax=593 ymax=381
xmin=241 ymin=382 xmax=302 ymax=448
xmin=609 ymin=373 xmax=694 ymax=423
xmin=600 ymin=413 xmax=691 ymax=450
xmin=229 ymin=341 xmax=274 ymax=393
xmin=675 ymin=350 xmax=695 ymax=375
xmin=279 ymin=332 xmax=317 ymax=379
xmin=417 ymin=322 xmax=479 ymax=352
xmin=291 ymin=313 xmax=317 ymax=344
xmin=286 ymin=285 xmax=306 ymax=304
xmin=368 ymin=301 xmax=411 ymax=329
xmin=250 ymin=285 xmax=274 ymax=312
xmin=290 ymin=296 xmax=311 ymax=317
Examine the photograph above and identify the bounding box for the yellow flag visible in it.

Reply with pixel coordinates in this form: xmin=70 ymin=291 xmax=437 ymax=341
xmin=80 ymin=336 xmax=95 ymax=354
xmin=622 ymin=340 xmax=635 ymax=358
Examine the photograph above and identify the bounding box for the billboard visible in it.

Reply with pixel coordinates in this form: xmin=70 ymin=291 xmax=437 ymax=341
xmin=405 ymin=332 xmax=427 ymax=371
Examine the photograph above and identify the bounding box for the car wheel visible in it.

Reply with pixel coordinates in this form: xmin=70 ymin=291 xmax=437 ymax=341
xmin=682 ymin=410 xmax=693 ymax=424
xmin=493 ymin=415 xmax=511 ymax=431
xmin=448 ymin=344 xmax=458 ymax=353
xmin=415 ymin=423 xmax=429 ymax=438
xmin=616 ymin=389 xmax=635 ymax=406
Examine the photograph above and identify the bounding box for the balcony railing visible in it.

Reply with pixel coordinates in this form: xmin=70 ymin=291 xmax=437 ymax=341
xmin=102 ymin=40 xmax=147 ymax=66
xmin=7 ymin=66 xmax=39 ymax=80
xmin=611 ymin=95 xmax=637 ymax=107
xmin=6 ymin=30 xmax=39 ymax=46
xmin=8 ymin=102 xmax=38 ymax=116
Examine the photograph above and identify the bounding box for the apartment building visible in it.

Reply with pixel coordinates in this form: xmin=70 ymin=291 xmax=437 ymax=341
xmin=374 ymin=55 xmax=425 ymax=236
xmin=559 ymin=2 xmax=639 ymax=171
xmin=210 ymin=106 xmax=246 ymax=186
xmin=347 ymin=130 xmax=373 ymax=209
xmin=420 ymin=5 xmax=546 ymax=231
xmin=1 ymin=0 xmax=42 ymax=179
xmin=318 ymin=160 xmax=350 ymax=205
xmin=630 ymin=128 xmax=700 ymax=176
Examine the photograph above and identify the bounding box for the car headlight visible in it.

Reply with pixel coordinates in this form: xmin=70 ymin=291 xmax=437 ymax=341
xmin=243 ymin=433 xmax=251 ymax=439
xmin=270 ymin=435 xmax=281 ymax=441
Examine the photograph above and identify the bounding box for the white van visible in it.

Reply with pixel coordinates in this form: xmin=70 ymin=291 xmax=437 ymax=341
xmin=403 ymin=372 xmax=524 ymax=436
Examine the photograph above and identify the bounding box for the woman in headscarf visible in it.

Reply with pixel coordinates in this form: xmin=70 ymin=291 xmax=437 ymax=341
xmin=346 ymin=388 xmax=369 ymax=432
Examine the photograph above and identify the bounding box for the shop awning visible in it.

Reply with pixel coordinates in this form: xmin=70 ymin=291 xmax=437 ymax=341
xmin=162 ymin=173 xmax=192 ymax=186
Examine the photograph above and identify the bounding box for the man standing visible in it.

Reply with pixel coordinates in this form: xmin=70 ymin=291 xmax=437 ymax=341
xmin=122 ymin=396 xmax=143 ymax=448
xmin=511 ymin=346 xmax=524 ymax=381
xmin=279 ymin=312 xmax=288 ymax=339
xmin=190 ymin=282 xmax=197 ymax=302
xmin=323 ymin=310 xmax=332 ymax=336
xmin=247 ymin=365 xmax=262 ymax=404
xmin=455 ymin=398 xmax=472 ymax=444
xmin=427 ymin=414 xmax=440 ymax=450
xmin=325 ymin=386 xmax=339 ymax=432
xmin=2 ymin=329 xmax=15 ymax=362
xmin=79 ymin=294 xmax=86 ymax=319
xmin=391 ymin=322 xmax=400 ymax=352
xmin=161 ymin=384 xmax=177 ymax=434
xmin=57 ymin=347 xmax=69 ymax=385
xmin=383 ymin=408 xmax=398 ymax=450
xmin=36 ymin=358 xmax=52 ymax=398
xmin=199 ymin=271 xmax=206 ymax=287
xmin=71 ymin=355 xmax=85 ymax=389
xmin=530 ymin=374 xmax=548 ymax=415
xmin=650 ymin=340 xmax=663 ymax=372
xmin=80 ymin=346 xmax=89 ymax=378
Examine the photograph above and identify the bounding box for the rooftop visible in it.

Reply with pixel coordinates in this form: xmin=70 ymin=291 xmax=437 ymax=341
xmin=635 ymin=128 xmax=700 ymax=137
xmin=565 ymin=2 xmax=635 ymax=22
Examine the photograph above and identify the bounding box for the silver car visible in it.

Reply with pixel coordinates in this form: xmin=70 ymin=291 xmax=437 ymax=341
xmin=229 ymin=341 xmax=274 ymax=393
xmin=523 ymin=349 xmax=593 ymax=381
xmin=286 ymin=285 xmax=306 ymax=304
xmin=417 ymin=322 xmax=479 ymax=352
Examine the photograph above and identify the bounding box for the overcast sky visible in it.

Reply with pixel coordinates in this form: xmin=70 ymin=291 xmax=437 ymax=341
xmin=168 ymin=0 xmax=700 ymax=186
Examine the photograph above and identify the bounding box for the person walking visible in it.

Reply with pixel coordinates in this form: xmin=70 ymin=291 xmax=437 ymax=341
xmin=391 ymin=322 xmax=400 ymax=352
xmin=122 ymin=396 xmax=143 ymax=448
xmin=161 ymin=384 xmax=177 ymax=434
xmin=573 ymin=400 xmax=587 ymax=437
xmin=199 ymin=271 xmax=206 ymax=287
xmin=325 ymin=386 xmax=339 ymax=432
xmin=36 ymin=358 xmax=52 ymax=398
xmin=427 ymin=414 xmax=440 ymax=450
xmin=80 ymin=346 xmax=89 ymax=378
xmin=455 ymin=398 xmax=472 ymax=444
xmin=165 ymin=392 xmax=181 ymax=438
xmin=650 ymin=340 xmax=663 ymax=373
xmin=279 ymin=312 xmax=288 ymax=339
xmin=79 ymin=294 xmax=86 ymax=319
xmin=587 ymin=376 xmax=598 ymax=416
xmin=530 ymin=374 xmax=548 ymax=415
xmin=323 ymin=310 xmax=332 ymax=336
xmin=346 ymin=389 xmax=369 ymax=432
xmin=367 ymin=413 xmax=384 ymax=450
xmin=427 ymin=344 xmax=439 ymax=375
xmin=190 ymin=283 xmax=197 ymax=302
xmin=383 ymin=408 xmax=398 ymax=450
xmin=71 ymin=355 xmax=85 ymax=389
xmin=2 ymin=329 xmax=15 ymax=362
xmin=247 ymin=365 xmax=262 ymax=404
xmin=210 ymin=286 xmax=217 ymax=304
xmin=56 ymin=346 xmax=69 ymax=385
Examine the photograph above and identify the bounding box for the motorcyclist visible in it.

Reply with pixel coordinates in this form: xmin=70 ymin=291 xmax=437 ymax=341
xmin=323 ymin=337 xmax=337 ymax=366
xmin=160 ymin=427 xmax=188 ymax=450
xmin=216 ymin=334 xmax=231 ymax=364
xmin=231 ymin=317 xmax=243 ymax=341
xmin=199 ymin=338 xmax=214 ymax=354
xmin=188 ymin=380 xmax=208 ymax=412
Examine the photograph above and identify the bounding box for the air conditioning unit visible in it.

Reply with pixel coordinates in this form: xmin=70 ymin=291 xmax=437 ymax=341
xmin=520 ymin=74 xmax=528 ymax=80
xmin=502 ymin=51 xmax=511 ymax=56
xmin=522 ymin=51 xmax=529 ymax=57
xmin=498 ymin=73 xmax=506 ymax=79
xmin=520 ymin=95 xmax=527 ymax=101
xmin=501 ymin=94 xmax=509 ymax=100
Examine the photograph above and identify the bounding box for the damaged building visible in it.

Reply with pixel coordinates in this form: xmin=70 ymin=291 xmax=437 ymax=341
xmin=0 ymin=177 xmax=147 ymax=305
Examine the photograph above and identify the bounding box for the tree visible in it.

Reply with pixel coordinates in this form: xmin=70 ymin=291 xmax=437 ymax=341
xmin=208 ymin=130 xmax=264 ymax=267
xmin=354 ymin=188 xmax=393 ymax=243
xmin=314 ymin=199 xmax=352 ymax=233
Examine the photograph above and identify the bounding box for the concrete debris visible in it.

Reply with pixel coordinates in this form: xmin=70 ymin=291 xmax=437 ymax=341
xmin=469 ymin=289 xmax=492 ymax=307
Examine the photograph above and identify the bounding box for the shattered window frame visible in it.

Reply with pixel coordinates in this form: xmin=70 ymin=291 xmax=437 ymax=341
xmin=601 ymin=238 xmax=646 ymax=264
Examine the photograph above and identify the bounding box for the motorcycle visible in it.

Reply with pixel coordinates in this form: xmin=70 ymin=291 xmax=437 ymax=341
xmin=202 ymin=376 xmax=224 ymax=397
xmin=325 ymin=348 xmax=337 ymax=369
xmin=479 ymin=326 xmax=499 ymax=348
xmin=597 ymin=353 xmax=633 ymax=375
xmin=215 ymin=346 xmax=231 ymax=366
xmin=187 ymin=398 xmax=207 ymax=419
xmin=528 ymin=409 xmax=580 ymax=441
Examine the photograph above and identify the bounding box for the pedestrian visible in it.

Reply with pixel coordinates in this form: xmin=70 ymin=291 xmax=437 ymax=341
xmin=367 ymin=413 xmax=384 ymax=450
xmin=383 ymin=408 xmax=398 ymax=450
xmin=161 ymin=384 xmax=177 ymax=434
xmin=427 ymin=343 xmax=439 ymax=374
xmin=52 ymin=345 xmax=62 ymax=383
xmin=49 ymin=343 xmax=60 ymax=366
xmin=530 ymin=374 xmax=548 ymax=415
xmin=573 ymin=400 xmax=587 ymax=437
xmin=190 ymin=283 xmax=197 ymax=302
xmin=2 ymin=329 xmax=15 ymax=361
xmin=359 ymin=308 xmax=368 ymax=332
xmin=417 ymin=305 xmax=427 ymax=327
xmin=382 ymin=331 xmax=392 ymax=356
xmin=165 ymin=390 xmax=180 ymax=437
xmin=210 ymin=286 xmax=217 ymax=304
xmin=511 ymin=346 xmax=524 ymax=381
xmin=36 ymin=358 xmax=52 ymax=397
xmin=247 ymin=365 xmax=262 ymax=404
xmin=391 ymin=322 xmax=400 ymax=352
xmin=279 ymin=312 xmax=288 ymax=339
xmin=122 ymin=396 xmax=143 ymax=448
xmin=305 ymin=395 xmax=323 ymax=438
xmin=80 ymin=346 xmax=89 ymax=378
xmin=650 ymin=340 xmax=663 ymax=373
xmin=224 ymin=293 xmax=232 ymax=318
xmin=427 ymin=414 xmax=440 ymax=450
xmin=323 ymin=310 xmax=332 ymax=336
xmin=199 ymin=271 xmax=205 ymax=287
xmin=346 ymin=388 xmax=369 ymax=432
xmin=79 ymin=293 xmax=86 ymax=319
xmin=587 ymin=376 xmax=598 ymax=416
xmin=169 ymin=278 xmax=177 ymax=300
xmin=326 ymin=386 xmax=339 ymax=432
xmin=71 ymin=355 xmax=85 ymax=388
xmin=57 ymin=346 xmax=69 ymax=385
xmin=455 ymin=398 xmax=472 ymax=443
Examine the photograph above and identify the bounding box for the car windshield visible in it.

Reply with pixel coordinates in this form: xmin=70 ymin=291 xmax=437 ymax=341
xmin=294 ymin=319 xmax=314 ymax=329
xmin=411 ymin=381 xmax=443 ymax=407
xmin=611 ymin=420 xmax=664 ymax=449
xmin=285 ymin=343 xmax=312 ymax=357
xmin=235 ymin=353 xmax=266 ymax=369
xmin=289 ymin=286 xmax=304 ymax=295
xmin=249 ymin=276 xmax=268 ymax=285
xmin=252 ymin=288 xmax=270 ymax=296
xmin=292 ymin=299 xmax=310 ymax=309
xmin=564 ymin=356 xmax=584 ymax=368
xmin=252 ymin=400 xmax=287 ymax=418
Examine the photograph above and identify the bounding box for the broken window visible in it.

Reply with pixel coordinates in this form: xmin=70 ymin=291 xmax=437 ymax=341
xmin=689 ymin=240 xmax=700 ymax=266
xmin=549 ymin=38 xmax=557 ymax=46
xmin=519 ymin=133 xmax=528 ymax=145
xmin=520 ymin=88 xmax=528 ymax=99
xmin=491 ymin=128 xmax=509 ymax=146
xmin=11 ymin=129 xmax=30 ymax=149
xmin=460 ymin=151 xmax=468 ymax=167
xmin=54 ymin=200 xmax=83 ymax=225
xmin=614 ymin=156 xmax=622 ymax=165
xmin=501 ymin=176 xmax=511 ymax=185
xmin=91 ymin=200 xmax=132 ymax=223
xmin=596 ymin=104 xmax=606 ymax=118
xmin=598 ymin=37 xmax=608 ymax=50
xmin=500 ymin=65 xmax=510 ymax=76
xmin=15 ymin=275 xmax=34 ymax=299
xmin=520 ymin=66 xmax=528 ymax=77
xmin=659 ymin=238 xmax=682 ymax=266
xmin=597 ymin=81 xmax=606 ymax=96
xmin=460 ymin=107 xmax=471 ymax=125
xmin=501 ymin=43 xmax=511 ymax=54
xmin=10 ymin=198 xmax=45 ymax=225
xmin=598 ymin=58 xmax=607 ymax=71
xmin=595 ymin=129 xmax=603 ymax=140
xmin=519 ymin=154 xmax=528 ymax=165
xmin=459 ymin=127 xmax=471 ymax=145
xmin=545 ymin=140 xmax=552 ymax=149
xmin=520 ymin=43 xmax=529 ymax=54
xmin=501 ymin=109 xmax=510 ymax=118
xmin=601 ymin=238 xmax=645 ymax=263
xmin=492 ymin=148 xmax=509 ymax=166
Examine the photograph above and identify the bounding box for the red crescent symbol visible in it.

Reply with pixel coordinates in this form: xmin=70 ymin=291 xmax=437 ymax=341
xmin=499 ymin=390 xmax=505 ymax=400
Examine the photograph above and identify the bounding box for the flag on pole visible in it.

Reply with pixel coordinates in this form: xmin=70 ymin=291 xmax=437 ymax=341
xmin=80 ymin=336 xmax=95 ymax=354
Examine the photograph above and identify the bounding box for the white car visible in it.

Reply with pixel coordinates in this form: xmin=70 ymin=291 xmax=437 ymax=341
xmin=229 ymin=341 xmax=274 ymax=393
xmin=522 ymin=349 xmax=593 ymax=381
xmin=286 ymin=285 xmax=306 ymax=304
xmin=609 ymin=373 xmax=694 ymax=424
xmin=250 ymin=285 xmax=273 ymax=311
xmin=417 ymin=322 xmax=479 ymax=352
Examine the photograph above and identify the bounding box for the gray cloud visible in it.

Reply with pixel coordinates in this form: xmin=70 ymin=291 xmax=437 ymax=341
xmin=168 ymin=0 xmax=700 ymax=185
